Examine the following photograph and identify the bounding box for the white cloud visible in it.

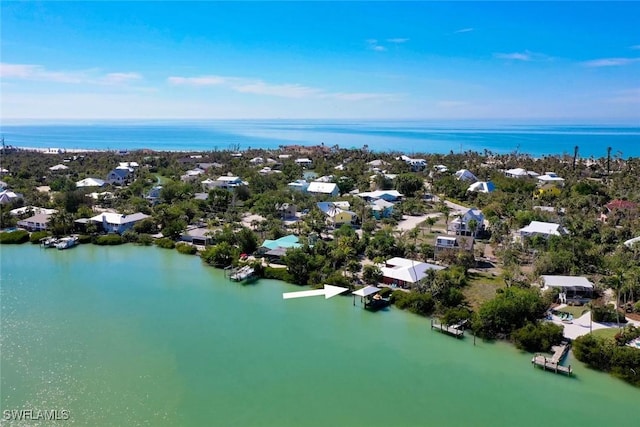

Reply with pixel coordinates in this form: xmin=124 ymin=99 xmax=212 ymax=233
xmin=494 ymin=51 xmax=533 ymax=61
xmin=366 ymin=39 xmax=386 ymax=52
xmin=386 ymin=38 xmax=409 ymax=44
xmin=167 ymin=74 xmax=398 ymax=102
xmin=0 ymin=62 xmax=143 ymax=86
xmin=373 ymin=45 xmax=387 ymax=52
xmin=581 ymin=57 xmax=640 ymax=67
xmin=454 ymin=28 xmax=474 ymax=34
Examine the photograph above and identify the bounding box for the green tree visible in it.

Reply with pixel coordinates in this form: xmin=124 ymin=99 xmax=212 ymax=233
xmin=395 ymin=173 xmax=424 ymax=197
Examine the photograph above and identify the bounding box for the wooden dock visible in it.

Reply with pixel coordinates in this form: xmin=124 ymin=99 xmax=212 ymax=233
xmin=430 ymin=319 xmax=464 ymax=338
xmin=532 ymin=342 xmax=572 ymax=376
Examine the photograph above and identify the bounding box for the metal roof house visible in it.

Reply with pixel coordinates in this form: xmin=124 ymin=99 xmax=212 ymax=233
xmin=517 ymin=221 xmax=568 ymax=239
xmin=540 ymin=275 xmax=594 ymax=298
xmin=307 ymin=182 xmax=339 ymax=197
xmin=380 ymin=257 xmax=445 ymax=288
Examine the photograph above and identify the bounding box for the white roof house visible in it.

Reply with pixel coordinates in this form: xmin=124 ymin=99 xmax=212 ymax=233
xmin=356 ymin=190 xmax=403 ymax=201
xmin=295 ymin=158 xmax=313 ymax=166
xmin=203 ymin=175 xmax=247 ymax=190
xmin=287 ymin=179 xmax=310 ymax=192
xmin=449 ymin=208 xmax=485 ymax=236
xmin=119 ymin=162 xmax=139 ymax=168
xmin=76 ymin=177 xmax=106 ymax=188
xmin=250 ymin=157 xmax=264 ymax=164
xmin=518 ymin=221 xmax=568 ymax=239
xmin=381 ymin=257 xmax=445 ymax=284
xmin=505 ymin=168 xmax=539 ymax=178
xmin=89 ymin=212 xmax=150 ymax=225
xmin=537 ymin=172 xmax=565 ymax=185
xmin=624 ymin=236 xmax=640 ymax=249
xmin=540 ymin=275 xmax=594 ymax=294
xmin=49 ymin=164 xmax=69 ymax=171
xmin=307 ymin=182 xmax=339 ymax=197
xmin=455 ymin=169 xmax=478 ymax=182
xmin=467 ymin=181 xmax=495 ymax=193
xmin=10 ymin=206 xmax=57 ymax=216
xmin=0 ymin=190 xmax=23 ymax=204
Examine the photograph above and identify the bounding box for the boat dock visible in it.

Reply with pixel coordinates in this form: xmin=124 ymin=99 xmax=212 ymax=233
xmin=229 ymin=266 xmax=256 ymax=282
xmin=532 ymin=342 xmax=572 ymax=376
xmin=430 ymin=319 xmax=464 ymax=338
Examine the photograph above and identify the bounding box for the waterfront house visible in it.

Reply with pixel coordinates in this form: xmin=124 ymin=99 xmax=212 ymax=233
xmin=287 ymin=179 xmax=310 ymax=192
xmin=106 ymin=168 xmax=132 ymax=186
xmin=17 ymin=213 xmax=53 ymax=231
xmin=0 ymin=190 xmax=23 ymax=205
xmin=307 ymin=182 xmax=339 ymax=197
xmin=467 ymin=181 xmax=495 ymax=193
xmin=434 ymin=235 xmax=475 ymax=260
xmin=505 ymin=168 xmax=539 ymax=178
xmin=448 ymin=208 xmax=485 ymax=236
xmin=180 ymin=226 xmax=214 ymax=246
xmin=537 ymin=172 xmax=565 ymax=186
xmin=88 ymin=212 xmax=151 ymax=234
xmin=317 ymin=202 xmax=357 ymax=227
xmin=380 ymin=257 xmax=445 ymax=288
xmin=76 ymin=177 xmax=106 ymax=188
xmin=517 ymin=221 xmax=568 ymax=240
xmin=540 ymin=275 xmax=594 ymax=299
xmin=258 ymin=234 xmax=303 ymax=261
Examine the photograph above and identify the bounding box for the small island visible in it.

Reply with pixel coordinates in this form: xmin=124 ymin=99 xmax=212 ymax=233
xmin=1 ymin=144 xmax=639 ymax=387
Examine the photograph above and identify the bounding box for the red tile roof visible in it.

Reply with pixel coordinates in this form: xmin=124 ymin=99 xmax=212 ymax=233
xmin=606 ymin=199 xmax=638 ymax=211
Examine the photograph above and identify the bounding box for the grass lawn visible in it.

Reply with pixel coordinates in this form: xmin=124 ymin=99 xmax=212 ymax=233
xmin=590 ymin=328 xmax=622 ymax=340
xmin=464 ymin=271 xmax=505 ymax=310
xmin=559 ymin=306 xmax=590 ymax=318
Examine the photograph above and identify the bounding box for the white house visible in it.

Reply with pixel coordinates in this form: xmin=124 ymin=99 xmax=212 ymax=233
xmin=399 ymin=155 xmax=426 ymax=171
xmin=180 ymin=168 xmax=205 ymax=182
xmin=356 ymin=190 xmax=403 ymax=202
xmin=17 ymin=213 xmax=53 ymax=231
xmin=380 ymin=257 xmax=445 ymax=288
xmin=0 ymin=190 xmax=23 ymax=204
xmin=455 ymin=169 xmax=477 ymax=182
xmin=88 ymin=212 xmax=151 ymax=234
xmin=517 ymin=221 xmax=568 ymax=239
xmin=467 ymin=181 xmax=495 ymax=193
xmin=540 ymin=275 xmax=594 ymax=298
xmin=307 ymin=181 xmax=339 ymax=197
xmin=287 ymin=179 xmax=310 ymax=192
xmin=250 ymin=157 xmax=264 ymax=165
xmin=106 ymin=168 xmax=132 ymax=185
xmin=537 ymin=172 xmax=565 ymax=186
xmin=505 ymin=168 xmax=539 ymax=178
xmin=203 ymin=176 xmax=247 ymax=191
xmin=449 ymin=208 xmax=485 ymax=236
xmin=76 ymin=177 xmax=106 ymax=188
xmin=49 ymin=164 xmax=69 ymax=172
xmin=118 ymin=161 xmax=139 ymax=169
xmin=295 ymin=158 xmax=313 ymax=167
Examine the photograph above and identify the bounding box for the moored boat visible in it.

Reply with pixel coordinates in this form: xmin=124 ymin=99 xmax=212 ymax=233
xmin=56 ymin=235 xmax=79 ymax=250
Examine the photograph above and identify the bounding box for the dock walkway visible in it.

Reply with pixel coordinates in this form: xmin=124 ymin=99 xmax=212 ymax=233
xmin=532 ymin=342 xmax=572 ymax=376
xmin=430 ymin=319 xmax=464 ymax=338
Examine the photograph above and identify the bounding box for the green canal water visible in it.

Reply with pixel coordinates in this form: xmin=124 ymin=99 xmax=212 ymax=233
xmin=1 ymin=244 xmax=638 ymax=426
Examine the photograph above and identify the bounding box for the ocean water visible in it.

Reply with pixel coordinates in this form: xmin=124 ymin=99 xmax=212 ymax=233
xmin=1 ymin=244 xmax=639 ymax=426
xmin=1 ymin=120 xmax=639 ymax=158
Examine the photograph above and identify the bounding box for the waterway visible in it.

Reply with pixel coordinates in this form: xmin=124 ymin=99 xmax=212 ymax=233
xmin=1 ymin=244 xmax=638 ymax=426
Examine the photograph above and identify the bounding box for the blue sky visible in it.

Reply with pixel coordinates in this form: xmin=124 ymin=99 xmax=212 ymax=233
xmin=1 ymin=1 xmax=639 ymax=121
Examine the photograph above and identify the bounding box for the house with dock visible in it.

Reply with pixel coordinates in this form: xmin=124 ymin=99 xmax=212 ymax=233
xmin=539 ymin=275 xmax=594 ymax=301
xmin=87 ymin=212 xmax=151 ymax=234
xmin=380 ymin=257 xmax=445 ymax=288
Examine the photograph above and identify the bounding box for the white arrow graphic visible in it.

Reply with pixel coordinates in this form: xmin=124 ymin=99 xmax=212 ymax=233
xmin=283 ymin=285 xmax=348 ymax=300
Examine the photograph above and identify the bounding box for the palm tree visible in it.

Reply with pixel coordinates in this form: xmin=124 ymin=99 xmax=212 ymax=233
xmin=425 ymin=216 xmax=437 ymax=234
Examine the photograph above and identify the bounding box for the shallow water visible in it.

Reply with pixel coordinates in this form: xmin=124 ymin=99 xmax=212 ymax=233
xmin=1 ymin=244 xmax=638 ymax=426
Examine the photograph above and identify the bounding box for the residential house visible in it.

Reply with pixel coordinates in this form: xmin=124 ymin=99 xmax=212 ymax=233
xmin=202 ymin=176 xmax=247 ymax=191
xmin=356 ymin=190 xmax=403 ymax=202
xmin=295 ymin=158 xmax=313 ymax=168
xmin=76 ymin=177 xmax=106 ymax=188
xmin=370 ymin=199 xmax=394 ymax=219
xmin=180 ymin=168 xmax=205 ymax=182
xmin=0 ymin=180 xmax=7 ymax=191
xmin=380 ymin=257 xmax=445 ymax=288
xmin=17 ymin=213 xmax=54 ymax=231
xmin=467 ymin=181 xmax=495 ymax=193
xmin=517 ymin=221 xmax=568 ymax=240
xmin=317 ymin=202 xmax=357 ymax=227
xmin=180 ymin=226 xmax=214 ymax=246
xmin=9 ymin=206 xmax=57 ymax=217
xmin=0 ymin=190 xmax=23 ymax=204
xmin=448 ymin=208 xmax=485 ymax=236
xmin=258 ymin=234 xmax=303 ymax=261
xmin=534 ymin=183 xmax=562 ymax=199
xmin=537 ymin=172 xmax=565 ymax=186
xmin=434 ymin=235 xmax=475 ymax=260
xmin=505 ymin=168 xmax=540 ymax=178
xmin=146 ymin=185 xmax=163 ymax=204
xmin=88 ymin=212 xmax=151 ymax=234
xmin=399 ymin=155 xmax=426 ymax=171
xmin=433 ymin=164 xmax=448 ymax=173
xmin=287 ymin=180 xmax=310 ymax=192
xmin=276 ymin=203 xmax=297 ymax=219
xmin=118 ymin=161 xmax=139 ymax=169
xmin=249 ymin=157 xmax=264 ymax=165
xmin=307 ymin=182 xmax=339 ymax=197
xmin=49 ymin=164 xmax=69 ymax=172
xmin=600 ymin=199 xmax=638 ymax=223
xmin=540 ymin=275 xmax=594 ymax=299
xmin=455 ymin=169 xmax=478 ymax=182
xmin=106 ymin=168 xmax=132 ymax=186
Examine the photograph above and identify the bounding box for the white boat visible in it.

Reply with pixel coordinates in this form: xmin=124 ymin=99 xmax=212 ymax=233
xmin=40 ymin=237 xmax=59 ymax=248
xmin=56 ymin=236 xmax=78 ymax=250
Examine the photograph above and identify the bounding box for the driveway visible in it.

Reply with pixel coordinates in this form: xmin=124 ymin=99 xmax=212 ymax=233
xmin=395 ymin=213 xmax=440 ymax=232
